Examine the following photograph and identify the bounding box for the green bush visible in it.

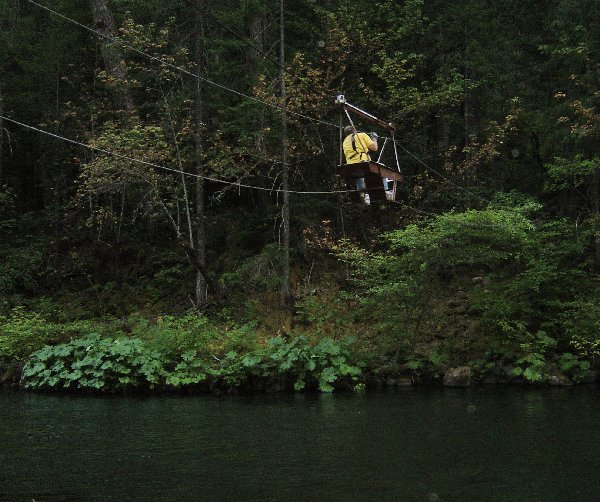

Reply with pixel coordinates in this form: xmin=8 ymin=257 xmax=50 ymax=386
xmin=22 ymin=334 xmax=165 ymax=391
xmin=21 ymin=332 xmax=363 ymax=393
xmin=214 ymin=335 xmax=363 ymax=392
xmin=163 ymin=335 xmax=364 ymax=392
xmin=556 ymin=352 xmax=591 ymax=382
xmin=335 ymin=204 xmax=595 ymax=374
xmin=0 ymin=241 xmax=46 ymax=295
xmin=130 ymin=313 xmax=216 ymax=358
xmin=0 ymin=307 xmax=113 ymax=361
xmin=129 ymin=313 xmax=260 ymax=361
xmin=165 ymin=349 xmax=214 ymax=387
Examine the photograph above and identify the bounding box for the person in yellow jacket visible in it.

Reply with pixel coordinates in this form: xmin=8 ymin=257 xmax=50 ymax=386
xmin=343 ymin=126 xmax=378 ymax=164
xmin=342 ymin=126 xmax=379 ymax=203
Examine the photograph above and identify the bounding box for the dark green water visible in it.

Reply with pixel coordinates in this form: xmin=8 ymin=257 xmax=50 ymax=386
xmin=1 ymin=386 xmax=600 ymax=501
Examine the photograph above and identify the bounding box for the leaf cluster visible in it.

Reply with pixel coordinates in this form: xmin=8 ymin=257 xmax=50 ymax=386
xmin=21 ymin=332 xmax=363 ymax=394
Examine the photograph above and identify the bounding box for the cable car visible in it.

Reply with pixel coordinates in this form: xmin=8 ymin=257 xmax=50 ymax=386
xmin=335 ymin=95 xmax=403 ymax=203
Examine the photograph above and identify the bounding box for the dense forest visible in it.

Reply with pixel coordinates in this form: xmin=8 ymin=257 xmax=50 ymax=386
xmin=1 ymin=0 xmax=600 ymax=392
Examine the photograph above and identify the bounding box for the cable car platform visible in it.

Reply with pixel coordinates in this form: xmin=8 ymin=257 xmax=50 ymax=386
xmin=337 ymin=161 xmax=403 ymax=202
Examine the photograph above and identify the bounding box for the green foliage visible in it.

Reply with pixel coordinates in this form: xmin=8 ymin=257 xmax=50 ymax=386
xmin=165 ymin=349 xmax=213 ymax=387
xmin=556 ymin=352 xmax=590 ymax=382
xmin=221 ymin=244 xmax=284 ymax=293
xmin=22 ymin=334 xmax=165 ymax=391
xmin=406 ymin=351 xmax=447 ymax=381
xmin=131 ymin=313 xmax=261 ymax=360
xmin=0 ymin=186 xmax=16 ymax=232
xmin=4 ymin=0 xmax=600 ymax=394
xmin=215 ymin=335 xmax=363 ymax=393
xmin=335 ymin=207 xmax=541 ymax=357
xmin=545 ymin=156 xmax=600 ymax=193
xmin=20 ymin=329 xmax=362 ymax=393
xmin=130 ymin=313 xmax=216 ymax=358
xmin=0 ymin=241 xmax=46 ymax=295
xmin=570 ymin=335 xmax=600 ymax=364
xmin=0 ymin=307 xmax=107 ymax=361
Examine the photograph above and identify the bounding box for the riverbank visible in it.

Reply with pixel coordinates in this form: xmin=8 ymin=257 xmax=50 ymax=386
xmin=2 ymin=278 xmax=599 ymax=395
xmin=2 ymin=350 xmax=598 ymax=394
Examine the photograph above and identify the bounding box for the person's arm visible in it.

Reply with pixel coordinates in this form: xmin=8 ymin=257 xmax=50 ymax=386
xmin=357 ymin=132 xmax=377 ymax=152
xmin=368 ymin=137 xmax=378 ymax=151
xmin=367 ymin=132 xmax=378 ymax=151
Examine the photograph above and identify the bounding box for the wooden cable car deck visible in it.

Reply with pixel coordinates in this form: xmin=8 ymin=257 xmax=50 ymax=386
xmin=337 ymin=161 xmax=403 ymax=202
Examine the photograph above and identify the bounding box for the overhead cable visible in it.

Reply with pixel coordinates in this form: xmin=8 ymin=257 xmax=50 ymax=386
xmin=1 ymin=114 xmax=358 ymax=195
xmin=383 ymin=136 xmax=493 ymax=205
xmin=24 ymin=0 xmax=338 ymax=129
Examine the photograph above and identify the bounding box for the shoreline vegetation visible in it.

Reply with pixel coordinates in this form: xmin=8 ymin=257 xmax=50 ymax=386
xmin=2 ymin=206 xmax=600 ymax=394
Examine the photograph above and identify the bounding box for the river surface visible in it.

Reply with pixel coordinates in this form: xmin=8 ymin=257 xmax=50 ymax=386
xmin=1 ymin=386 xmax=600 ymax=501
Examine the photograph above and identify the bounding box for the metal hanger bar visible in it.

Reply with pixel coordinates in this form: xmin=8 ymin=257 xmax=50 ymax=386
xmin=377 ymin=137 xmax=389 ymax=163
xmin=335 ymin=95 xmax=396 ymax=133
xmin=391 ymin=132 xmax=402 ymax=173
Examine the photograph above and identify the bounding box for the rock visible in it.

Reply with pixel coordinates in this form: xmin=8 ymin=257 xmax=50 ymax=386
xmin=385 ymin=376 xmax=398 ymax=387
xmin=397 ymin=377 xmax=413 ymax=387
xmin=483 ymin=375 xmax=500 ymax=384
xmin=443 ymin=366 xmax=472 ymax=387
xmin=472 ymin=276 xmax=490 ymax=287
xmin=0 ymin=362 xmax=22 ymax=386
xmin=547 ymin=373 xmax=572 ymax=386
xmin=447 ymin=298 xmax=463 ymax=308
xmin=581 ymin=370 xmax=598 ymax=384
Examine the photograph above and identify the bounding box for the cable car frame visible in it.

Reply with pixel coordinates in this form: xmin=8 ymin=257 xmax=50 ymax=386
xmin=335 ymin=95 xmax=403 ymax=203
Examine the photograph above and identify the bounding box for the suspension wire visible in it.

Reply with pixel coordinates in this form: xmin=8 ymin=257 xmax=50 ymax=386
xmin=382 ymin=135 xmax=493 ymax=205
xmin=24 ymin=0 xmax=338 ymax=129
xmin=1 ymin=114 xmax=360 ymax=195
xmin=5 ymin=114 xmax=520 ymax=230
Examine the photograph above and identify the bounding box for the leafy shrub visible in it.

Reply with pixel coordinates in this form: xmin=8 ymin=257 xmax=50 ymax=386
xmin=507 ymin=330 xmax=555 ymax=382
xmin=130 ymin=313 xmax=218 ymax=358
xmin=21 ymin=332 xmax=362 ymax=393
xmin=556 ymin=352 xmax=590 ymax=382
xmin=130 ymin=313 xmax=260 ymax=361
xmin=0 ymin=242 xmax=45 ymax=295
xmin=22 ymin=334 xmax=165 ymax=391
xmin=214 ymin=335 xmax=363 ymax=392
xmin=0 ymin=307 xmax=113 ymax=361
xmin=406 ymin=351 xmax=448 ymax=381
xmin=221 ymin=243 xmax=284 ymax=293
xmin=165 ymin=349 xmax=214 ymax=387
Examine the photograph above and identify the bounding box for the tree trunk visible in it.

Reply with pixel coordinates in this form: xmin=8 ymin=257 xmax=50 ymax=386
xmin=593 ymin=167 xmax=600 ymax=268
xmin=89 ymin=0 xmax=134 ymax=113
xmin=194 ymin=0 xmax=208 ymax=306
xmin=280 ymin=0 xmax=292 ymax=310
xmin=0 ymin=86 xmax=4 ymax=183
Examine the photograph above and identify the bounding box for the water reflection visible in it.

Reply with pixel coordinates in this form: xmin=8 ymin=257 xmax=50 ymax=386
xmin=1 ymin=387 xmax=600 ymax=501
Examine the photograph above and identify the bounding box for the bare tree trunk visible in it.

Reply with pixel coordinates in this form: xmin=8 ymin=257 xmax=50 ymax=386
xmin=250 ymin=15 xmax=265 ymax=53
xmin=593 ymin=167 xmax=600 ymax=268
xmin=89 ymin=0 xmax=134 ymax=113
xmin=462 ymin=20 xmax=475 ymax=187
xmin=280 ymin=0 xmax=292 ymax=310
xmin=194 ymin=0 xmax=208 ymax=306
xmin=0 ymin=86 xmax=4 ymax=183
